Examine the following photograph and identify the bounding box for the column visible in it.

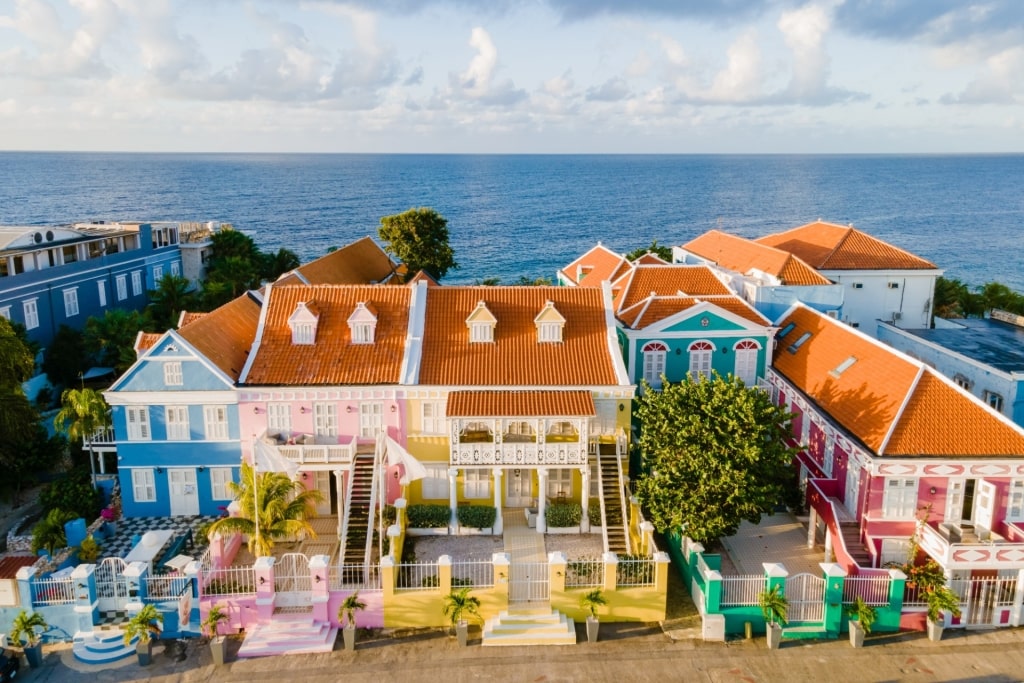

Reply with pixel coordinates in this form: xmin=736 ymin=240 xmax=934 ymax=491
xmin=885 ymin=568 xmax=908 ymax=632
xmin=537 ymin=468 xmax=549 ymax=533
xmin=72 ymin=564 xmax=98 ymax=634
xmin=492 ymin=552 xmax=510 ymax=613
xmin=820 ymin=563 xmax=847 ymax=637
xmin=640 ymin=521 xmax=655 ymax=556
xmin=438 ymin=555 xmax=453 ymax=595
xmin=448 ymin=467 xmax=459 ymax=530
xmin=492 ymin=468 xmax=504 ymax=535
xmin=334 ymin=470 xmax=345 ymax=539
xmin=580 ymin=466 xmax=590 ymax=533
xmin=602 ymin=551 xmax=618 ymax=592
xmin=807 ymin=507 xmax=818 ymax=548
xmin=254 ymin=556 xmax=275 ymax=620
xmin=823 ymin=527 xmax=833 ymax=563
xmin=184 ymin=561 xmax=201 ymax=626
xmin=309 ymin=555 xmax=330 ymax=624
xmin=15 ymin=567 xmax=36 ymax=610
xmin=549 ymin=551 xmax=567 ymax=607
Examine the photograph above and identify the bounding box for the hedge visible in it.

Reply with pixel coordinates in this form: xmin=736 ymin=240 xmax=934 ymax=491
xmin=588 ymin=501 xmax=602 ymax=525
xmin=457 ymin=505 xmax=497 ymax=529
xmin=545 ymin=502 xmax=582 ymax=528
xmin=407 ymin=504 xmax=450 ymax=528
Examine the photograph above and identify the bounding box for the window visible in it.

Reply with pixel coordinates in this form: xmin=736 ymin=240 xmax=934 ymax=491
xmin=204 ymin=405 xmax=229 ymax=440
xmin=538 ymin=322 xmax=562 ymax=343
xmin=171 ymin=261 xmax=180 ymax=277
xmin=421 ymin=465 xmax=449 ymax=500
xmin=97 ymin=280 xmax=107 ymax=307
xmin=163 ymin=361 xmax=183 ymax=386
xmin=268 ymin=403 xmax=291 ymax=435
xmin=0 ymin=307 xmax=9 ymax=320
xmin=887 ymin=282 xmax=900 ymax=289
xmin=131 ymin=270 xmax=142 ymax=296
xmin=852 ymin=282 xmax=864 ymax=289
xmin=470 ymin=323 xmax=493 ymax=343
xmin=293 ymin=323 xmax=315 ymax=345
xmin=165 ymin=406 xmax=190 ymax=440
xmin=132 ymin=469 xmax=156 ymax=503
xmin=830 ymin=356 xmax=858 ymax=379
xmin=153 ymin=265 xmax=163 ymax=282
xmin=953 ymin=374 xmax=971 ymax=390
xmin=351 ymin=323 xmax=374 ymax=344
xmin=314 ymin=403 xmax=337 ymax=438
xmin=882 ymin=478 xmax=917 ymax=518
xmin=547 ymin=469 xmax=573 ymax=499
xmin=778 ymin=322 xmax=796 ymax=338
xmin=984 ymin=391 xmax=1004 ymax=412
xmin=116 ymin=274 xmax=128 ymax=301
xmin=422 ymin=402 xmax=445 ymax=435
xmin=360 ymin=402 xmax=383 ymax=438
xmin=503 ymin=420 xmax=536 ymax=443
xmin=463 ymin=470 xmax=490 ymax=499
xmin=63 ymin=288 xmax=79 ymax=317
xmin=787 ymin=332 xmax=812 ymax=354
xmin=733 ymin=339 xmax=760 ymax=385
xmin=1005 ymin=480 xmax=1024 ymax=521
xmin=642 ymin=341 xmax=668 ymax=388
xmin=688 ymin=341 xmax=714 ymax=379
xmin=880 ymin=539 xmax=910 ymax=566
xmin=126 ymin=407 xmax=150 ymax=440
xmin=22 ymin=299 xmax=39 ymax=330
xmin=210 ymin=467 xmax=233 ymax=500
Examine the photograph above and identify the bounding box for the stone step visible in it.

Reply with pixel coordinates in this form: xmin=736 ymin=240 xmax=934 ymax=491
xmin=72 ymin=631 xmax=139 ymax=664
xmin=237 ymin=621 xmax=337 ymax=658
xmin=481 ymin=609 xmax=577 ymax=647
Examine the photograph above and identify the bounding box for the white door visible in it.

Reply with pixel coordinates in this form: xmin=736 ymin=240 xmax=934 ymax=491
xmin=506 ymin=469 xmax=532 ymax=507
xmin=975 ymin=481 xmax=996 ymax=532
xmin=314 ymin=471 xmax=333 ymax=516
xmin=168 ymin=468 xmax=200 ymax=516
xmin=844 ymin=460 xmax=860 ymax=519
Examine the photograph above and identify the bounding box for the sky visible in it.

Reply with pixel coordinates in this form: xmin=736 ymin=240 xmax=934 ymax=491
xmin=0 ymin=0 xmax=1022 ymax=154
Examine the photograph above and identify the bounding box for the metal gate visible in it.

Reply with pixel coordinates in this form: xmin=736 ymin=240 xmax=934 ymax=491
xmin=509 ymin=561 xmax=549 ymax=604
xmin=274 ymin=553 xmax=312 ymax=608
xmin=785 ymin=573 xmax=825 ymax=623
xmin=95 ymin=557 xmax=130 ymax=611
xmin=956 ymin=577 xmax=1015 ymax=627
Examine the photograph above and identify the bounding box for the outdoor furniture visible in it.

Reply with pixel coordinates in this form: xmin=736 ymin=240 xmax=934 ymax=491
xmin=124 ymin=529 xmax=175 ymax=571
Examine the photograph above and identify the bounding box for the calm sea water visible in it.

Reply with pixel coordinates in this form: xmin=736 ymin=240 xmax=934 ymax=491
xmin=0 ymin=153 xmax=1021 ymax=291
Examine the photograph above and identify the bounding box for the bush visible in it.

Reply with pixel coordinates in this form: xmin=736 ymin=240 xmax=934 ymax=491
xmin=588 ymin=501 xmax=602 ymax=525
xmin=457 ymin=505 xmax=496 ymax=529
xmin=407 ymin=504 xmax=450 ymax=528
xmin=545 ymin=502 xmax=582 ymax=528
xmin=39 ymin=467 xmax=103 ymax=520
xmin=77 ymin=535 xmax=101 ymax=563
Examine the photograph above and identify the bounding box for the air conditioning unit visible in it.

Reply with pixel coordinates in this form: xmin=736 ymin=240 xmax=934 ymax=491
xmin=887 ymin=282 xmax=900 ymax=289
xmin=892 ymin=311 xmax=903 ymax=321
xmin=852 ymin=282 xmax=864 ymax=289
xmin=826 ymin=310 xmax=839 ymax=319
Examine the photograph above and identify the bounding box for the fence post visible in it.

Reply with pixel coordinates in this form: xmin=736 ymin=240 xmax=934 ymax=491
xmin=184 ymin=561 xmax=201 ymax=625
xmin=654 ymin=552 xmax=670 ymax=621
xmin=640 ymin=522 xmax=655 ymax=556
xmin=602 ymin=552 xmax=618 ymax=592
xmin=885 ymin=568 xmax=907 ymax=631
xmin=549 ymin=551 xmax=567 ymax=597
xmin=254 ymin=556 xmax=275 ymax=620
xmin=381 ymin=556 xmax=396 ymax=601
xmin=15 ymin=566 xmax=36 ymax=610
xmin=72 ymin=563 xmax=98 ymax=632
xmin=762 ymin=562 xmax=788 ymax=628
xmin=687 ymin=542 xmax=705 ymax=587
xmin=394 ymin=498 xmax=407 ymax=533
xmin=704 ymin=566 xmax=723 ymax=614
xmin=209 ymin=532 xmax=226 ymax=569
xmin=821 ymin=563 xmax=846 ymax=636
xmin=438 ymin=555 xmax=453 ymax=595
xmin=492 ymin=553 xmax=510 ymax=612
xmin=310 ymin=555 xmax=330 ymax=624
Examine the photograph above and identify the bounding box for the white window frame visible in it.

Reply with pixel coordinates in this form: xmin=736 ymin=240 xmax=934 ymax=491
xmin=131 ymin=270 xmax=142 ymax=296
xmin=210 ymin=467 xmax=233 ymax=500
xmin=163 ymin=361 xmax=183 ymax=386
xmin=63 ymin=287 xmax=79 ymax=317
xmin=165 ymin=406 xmax=190 ymax=441
xmin=421 ymin=401 xmax=445 ymax=435
xmin=546 ymin=469 xmax=573 ymax=499
xmin=470 ymin=323 xmax=493 ymax=343
xmin=293 ymin=322 xmax=314 ymax=345
xmin=153 ymin=265 xmax=163 ymax=282
xmin=880 ymin=538 xmax=911 ymax=566
xmin=945 ymin=479 xmax=966 ymax=523
xmin=733 ymin=339 xmax=760 ymax=386
xmin=126 ymin=406 xmax=151 ymax=441
xmin=421 ymin=465 xmax=448 ymax=500
xmin=0 ymin=306 xmax=9 ymax=320
xmin=97 ymin=280 xmax=107 ymax=307
xmin=268 ymin=403 xmax=291 ymax=436
xmin=1009 ymin=480 xmax=1024 ymax=521
xmin=116 ymin=274 xmax=128 ymax=301
xmin=351 ymin=322 xmax=374 ymax=344
xmin=463 ymin=470 xmax=490 ymax=499
xmin=882 ymin=478 xmax=917 ymax=519
xmin=132 ymin=468 xmax=156 ymax=503
xmin=642 ymin=341 xmax=668 ymax=389
xmin=314 ymin=402 xmax=338 ymax=438
xmin=984 ymin=391 xmax=1004 ymax=412
xmin=688 ymin=340 xmax=714 ymax=379
xmin=171 ymin=261 xmax=180 ymax=277
xmin=538 ymin=322 xmax=562 ymax=343
xmin=203 ymin=405 xmax=229 ymax=441
xmin=360 ymin=402 xmax=383 ymax=438
xmin=22 ymin=298 xmax=39 ymax=330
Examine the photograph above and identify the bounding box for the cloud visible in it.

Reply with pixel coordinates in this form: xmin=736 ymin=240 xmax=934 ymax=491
xmin=0 ymin=0 xmax=115 ymax=80
xmin=586 ymin=76 xmax=631 ymax=102
xmin=443 ymin=26 xmax=527 ymax=105
xmin=834 ymin=0 xmax=1024 ymax=48
xmin=940 ymin=46 xmax=1024 ymax=105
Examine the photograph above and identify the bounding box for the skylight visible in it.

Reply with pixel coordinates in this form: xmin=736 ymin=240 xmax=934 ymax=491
xmin=778 ymin=322 xmax=796 ymax=339
xmin=830 ymin=356 xmax=858 ymax=378
xmin=787 ymin=332 xmax=812 ymax=354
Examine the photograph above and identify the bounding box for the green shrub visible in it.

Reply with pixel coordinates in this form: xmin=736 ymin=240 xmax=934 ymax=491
xmin=588 ymin=501 xmax=602 ymax=525
xmin=457 ymin=505 xmax=496 ymax=529
xmin=545 ymin=502 xmax=582 ymax=528
xmin=382 ymin=505 xmax=397 ymax=528
xmin=407 ymin=504 xmax=450 ymax=528
xmin=39 ymin=467 xmax=103 ymax=520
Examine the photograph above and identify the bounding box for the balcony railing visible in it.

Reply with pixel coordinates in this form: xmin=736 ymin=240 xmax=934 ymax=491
xmin=84 ymin=427 xmax=117 ymax=446
xmin=918 ymin=521 xmax=1024 ymax=569
xmin=450 ymin=441 xmax=589 ymax=466
xmin=261 ymin=433 xmax=355 ymax=466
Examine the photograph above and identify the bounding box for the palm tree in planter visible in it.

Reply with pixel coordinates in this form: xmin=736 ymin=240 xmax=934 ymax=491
xmin=442 ymin=587 xmax=481 ymax=647
xmin=580 ymin=589 xmax=608 ymax=643
xmin=339 ymin=592 xmax=368 ymax=651
xmin=201 ymin=603 xmax=230 ymax=666
xmin=925 ymin=584 xmax=962 ymax=642
xmin=758 ymin=585 xmax=788 ymax=650
xmin=846 ymin=597 xmax=877 ymax=648
xmin=123 ymin=603 xmax=164 ymax=666
xmin=10 ymin=610 xmax=48 ymax=668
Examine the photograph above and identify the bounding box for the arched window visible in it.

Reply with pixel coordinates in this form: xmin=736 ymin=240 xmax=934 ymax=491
xmin=642 ymin=341 xmax=669 ymax=388
xmin=733 ymin=339 xmax=761 ymax=386
xmin=688 ymin=341 xmax=714 ymax=379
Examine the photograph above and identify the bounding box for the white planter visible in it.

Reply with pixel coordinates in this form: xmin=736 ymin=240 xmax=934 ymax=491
xmin=407 ymin=527 xmax=450 ymax=537
xmin=927 ymin=618 xmax=944 ymax=642
xmin=766 ymin=622 xmax=783 ymax=650
xmin=849 ymin=621 xmax=865 ymax=648
xmin=546 ymin=525 xmax=582 ymax=535
xmin=586 ymin=616 xmax=599 ymax=643
xmin=457 ymin=526 xmax=494 ymax=536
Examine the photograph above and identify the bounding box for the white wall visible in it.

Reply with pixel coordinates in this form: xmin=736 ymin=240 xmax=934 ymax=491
xmin=826 ymin=270 xmax=938 ymax=333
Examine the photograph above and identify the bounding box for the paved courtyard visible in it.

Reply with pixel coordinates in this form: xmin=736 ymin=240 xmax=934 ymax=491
xmin=720 ymin=512 xmax=824 ymax=576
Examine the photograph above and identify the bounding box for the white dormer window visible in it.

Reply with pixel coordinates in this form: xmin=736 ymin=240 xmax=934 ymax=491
xmin=466 ymin=300 xmax=497 ymax=343
xmin=347 ymin=302 xmax=378 ymax=345
xmin=533 ymin=300 xmax=566 ymax=344
xmin=289 ymin=301 xmax=320 ymax=345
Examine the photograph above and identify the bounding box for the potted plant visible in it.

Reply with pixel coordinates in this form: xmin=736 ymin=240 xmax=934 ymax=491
xmin=123 ymin=603 xmax=164 ymax=665
xmin=579 ymin=588 xmax=607 ymax=643
xmin=78 ymin=534 xmax=101 ymax=564
xmin=758 ymin=585 xmax=788 ymax=650
xmin=925 ymin=585 xmax=962 ymax=642
xmin=201 ymin=603 xmax=230 ymax=666
xmin=339 ymin=591 xmax=368 ymax=651
xmin=101 ymin=507 xmax=118 ymax=535
xmin=442 ymin=587 xmax=481 ymax=647
xmin=10 ymin=610 xmax=48 ymax=668
xmin=846 ymin=596 xmax=877 ymax=648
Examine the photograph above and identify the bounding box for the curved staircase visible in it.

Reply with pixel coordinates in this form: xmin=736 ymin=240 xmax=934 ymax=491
xmin=73 ymin=630 xmax=138 ymax=664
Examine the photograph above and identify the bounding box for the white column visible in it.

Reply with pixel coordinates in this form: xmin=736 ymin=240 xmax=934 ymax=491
xmin=537 ymin=468 xmax=548 ymax=533
xmin=98 ymin=451 xmax=106 ymax=474
xmin=823 ymin=527 xmax=833 ymax=563
xmin=580 ymin=465 xmax=590 ymax=533
xmin=492 ymin=468 xmax=504 ymax=535
xmin=1012 ymin=568 xmax=1024 ymax=627
xmin=807 ymin=507 xmax=817 ymax=548
xmin=448 ymin=467 xmax=459 ymax=530
xmin=334 ymin=470 xmax=345 ymax=538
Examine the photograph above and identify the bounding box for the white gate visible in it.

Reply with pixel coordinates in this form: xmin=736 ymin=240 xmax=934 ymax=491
xmin=95 ymin=557 xmax=130 ymax=611
xmin=274 ymin=553 xmax=312 ymax=608
xmin=509 ymin=561 xmax=549 ymax=604
xmin=785 ymin=573 xmax=825 ymax=623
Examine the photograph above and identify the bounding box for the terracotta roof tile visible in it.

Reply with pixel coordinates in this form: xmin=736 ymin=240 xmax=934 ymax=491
xmin=757 ymin=221 xmax=937 ymax=271
xmin=615 ymin=264 xmax=731 ymax=313
xmin=408 ymin=270 xmax=440 ymax=287
xmin=178 ymin=293 xmax=262 ymax=381
xmin=135 ymin=332 xmax=162 ymax=354
xmin=560 ymin=244 xmax=631 ymax=287
xmin=244 ymin=285 xmax=411 ymax=386
xmin=620 ymin=297 xmax=698 ymax=328
xmin=0 ymin=556 xmax=37 ymax=579
xmin=683 ymin=230 xmax=831 ymax=286
xmin=447 ymin=390 xmax=596 ymax=416
xmin=419 ymin=287 xmax=618 ymax=386
xmin=701 ymin=296 xmax=773 ymax=326
xmin=284 ymin=236 xmax=399 ymax=285
xmin=633 ymin=252 xmax=670 ymax=265
xmin=177 ymin=311 xmax=208 ymax=327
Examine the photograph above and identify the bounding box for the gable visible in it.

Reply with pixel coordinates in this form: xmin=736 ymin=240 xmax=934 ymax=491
xmin=111 ymin=331 xmax=236 ymax=393
xmin=653 ymin=308 xmax=756 ymax=334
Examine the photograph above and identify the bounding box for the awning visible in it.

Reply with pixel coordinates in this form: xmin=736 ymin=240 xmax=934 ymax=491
xmin=446 ymin=390 xmax=596 ymax=417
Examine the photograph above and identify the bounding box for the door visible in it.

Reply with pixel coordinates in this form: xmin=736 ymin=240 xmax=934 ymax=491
xmin=506 ymin=469 xmax=532 ymax=507
xmin=168 ymin=468 xmax=200 ymax=516
xmin=844 ymin=457 xmax=860 ymax=519
xmin=975 ymin=481 xmax=996 ymax=532
xmin=313 ymin=470 xmax=333 ymax=516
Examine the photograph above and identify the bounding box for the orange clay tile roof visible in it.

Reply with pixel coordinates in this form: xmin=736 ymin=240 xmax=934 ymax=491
xmin=619 ymin=294 xmax=770 ymax=329
xmin=613 ymin=264 xmax=731 ymax=312
xmin=757 ymin=221 xmax=937 ymax=271
xmin=0 ymin=555 xmax=38 ymax=579
xmin=633 ymin=252 xmax=670 ymax=265
xmin=774 ymin=306 xmax=1024 ymax=457
xmin=683 ymin=230 xmax=831 ymax=286
xmin=177 ymin=311 xmax=208 ymax=327
xmin=419 ymin=287 xmax=618 ymax=386
xmin=178 ymin=293 xmax=262 ymax=381
xmin=447 ymin=390 xmax=596 ymax=416
xmin=560 ymin=244 xmax=632 ymax=287
xmin=280 ymin=236 xmax=399 ymax=286
xmin=408 ymin=270 xmax=440 ymax=287
xmin=244 ymin=285 xmax=410 ymax=385
xmin=135 ymin=332 xmax=162 ymax=353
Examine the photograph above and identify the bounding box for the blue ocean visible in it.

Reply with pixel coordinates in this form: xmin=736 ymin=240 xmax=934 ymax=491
xmin=0 ymin=153 xmax=1021 ymax=291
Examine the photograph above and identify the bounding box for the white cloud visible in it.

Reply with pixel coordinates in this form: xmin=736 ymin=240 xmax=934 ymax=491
xmin=941 ymin=46 xmax=1024 ymax=105
xmin=706 ymin=30 xmax=762 ymax=102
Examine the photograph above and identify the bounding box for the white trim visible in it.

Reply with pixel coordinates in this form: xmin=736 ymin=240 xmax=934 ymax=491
xmin=399 ymin=279 xmax=427 ymax=385
xmin=105 ymin=390 xmax=238 ymax=406
xmin=238 ymin=282 xmax=271 ymax=383
xmin=877 ymin=320 xmax=1016 ymax=382
xmin=602 ymin=280 xmax=632 ymax=386
xmin=878 ymin=364 xmax=925 ymax=456
xmin=642 ymin=299 xmax=771 ymax=333
xmin=108 ymin=329 xmax=238 ymax=393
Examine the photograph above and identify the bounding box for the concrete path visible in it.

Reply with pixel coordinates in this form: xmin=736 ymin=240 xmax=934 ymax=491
xmin=721 ymin=512 xmax=824 ymax=576
xmin=501 ymin=508 xmax=546 ymax=563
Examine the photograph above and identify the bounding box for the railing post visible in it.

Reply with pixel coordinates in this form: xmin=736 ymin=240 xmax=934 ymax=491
xmin=687 ymin=542 xmax=705 ymax=588
xmin=549 ymin=551 xmax=567 ymax=596
xmin=184 ymin=560 xmax=201 ymax=625
xmin=15 ymin=566 xmax=36 ymax=610
xmin=254 ymin=556 xmax=275 ymax=620
xmin=885 ymin=568 xmax=907 ymax=631
xmin=124 ymin=561 xmax=149 ymax=621
xmin=537 ymin=468 xmax=549 ymax=533
xmin=821 ymin=563 xmax=846 ymax=636
xmin=640 ymin=521 xmax=655 ymax=556
xmin=763 ymin=562 xmax=789 ymax=627
xmin=72 ymin=564 xmax=98 ymax=633
xmin=381 ymin=556 xmax=396 ymax=601
xmin=448 ymin=468 xmax=459 ymax=531
xmin=310 ymin=555 xmax=330 ymax=624
xmin=438 ymin=555 xmax=453 ymax=595
xmin=209 ymin=532 xmax=226 ymax=569
xmin=492 ymin=553 xmax=510 ymax=610
xmin=704 ymin=565 xmax=723 ymax=614
xmin=492 ymin=468 xmax=504 ymax=534
xmin=602 ymin=552 xmax=618 ymax=592
xmin=579 ymin=466 xmax=590 ymax=533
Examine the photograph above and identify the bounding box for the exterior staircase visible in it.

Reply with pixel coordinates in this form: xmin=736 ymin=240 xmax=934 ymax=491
xmin=839 ymin=520 xmax=872 ymax=566
xmin=340 ymin=452 xmax=375 ymax=565
xmin=598 ymin=444 xmax=629 ymax=554
xmin=73 ymin=630 xmax=138 ymax=664
xmin=481 ymin=608 xmax=577 ymax=646
xmin=237 ymin=615 xmax=337 ymax=658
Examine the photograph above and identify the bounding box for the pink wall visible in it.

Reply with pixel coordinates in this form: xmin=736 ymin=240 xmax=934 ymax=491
xmin=199 ymin=590 xmax=386 ymax=631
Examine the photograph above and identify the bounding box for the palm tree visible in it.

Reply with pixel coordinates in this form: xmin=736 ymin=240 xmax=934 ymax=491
xmin=31 ymin=509 xmax=77 ymax=556
xmin=442 ymin=587 xmax=481 ymax=634
xmin=54 ymin=387 xmax=110 ymax=489
xmin=83 ymin=308 xmax=150 ymax=373
xmin=147 ymin=274 xmax=197 ymax=330
xmin=123 ymin=603 xmax=163 ymax=646
xmin=205 ymin=463 xmax=322 ymax=557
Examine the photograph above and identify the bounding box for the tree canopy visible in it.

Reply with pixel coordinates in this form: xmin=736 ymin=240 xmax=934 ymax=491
xmin=933 ymin=276 xmax=1024 ymax=320
xmin=626 ymin=240 xmax=673 ymax=262
xmin=147 ymin=274 xmax=198 ymax=330
xmin=0 ymin=317 xmax=35 ymax=393
xmin=633 ymin=373 xmax=798 ymax=545
xmin=378 ymin=208 xmax=458 ymax=282
xmin=84 ymin=308 xmax=150 ymax=374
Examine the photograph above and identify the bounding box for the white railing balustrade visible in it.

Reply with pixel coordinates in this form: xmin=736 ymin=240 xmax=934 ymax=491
xmin=451 ymin=560 xmax=495 ymax=589
xmin=395 ymin=563 xmax=439 ymax=591
xmin=843 ymin=576 xmax=891 ymax=606
xmin=566 ymin=558 xmax=605 ymax=588
xmin=952 ymin=577 xmax=1016 ymax=607
xmin=720 ymin=576 xmax=764 ymax=606
xmin=330 ymin=564 xmax=382 ymax=591
xmin=145 ymin=575 xmax=192 ymax=600
xmin=32 ymin=577 xmax=75 ymax=606
xmin=616 ymin=557 xmax=656 ymax=587
xmin=201 ymin=567 xmax=256 ymax=596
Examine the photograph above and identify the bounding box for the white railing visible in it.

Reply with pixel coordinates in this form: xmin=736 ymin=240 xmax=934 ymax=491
xmin=451 ymin=443 xmax=588 ymax=466
xmin=84 ymin=426 xmax=116 ymax=445
xmin=721 ymin=576 xmax=764 ymax=606
xmin=364 ymin=447 xmax=382 ymax=568
xmin=903 ymin=583 xmax=928 ymax=608
xmin=952 ymin=577 xmax=1016 ymax=607
xmin=330 ymin=564 xmax=382 ymax=591
xmin=566 ymin=558 xmax=605 ymax=588
xmin=261 ymin=432 xmax=355 ymax=465
xmin=843 ymin=576 xmax=891 ymax=606
xmin=594 ymin=452 xmax=611 ymax=554
xmin=202 ymin=566 xmax=256 ymax=596
xmin=145 ymin=575 xmax=192 ymax=600
xmin=337 ymin=458 xmax=359 ymax=566
xmin=616 ymin=557 xmax=655 ymax=587
xmin=451 ymin=560 xmax=495 ymax=589
xmin=613 ymin=448 xmax=631 ymax=554
xmin=395 ymin=563 xmax=439 ymax=591
xmin=197 ymin=548 xmax=212 ymax=575
xmin=33 ymin=577 xmax=75 ymax=605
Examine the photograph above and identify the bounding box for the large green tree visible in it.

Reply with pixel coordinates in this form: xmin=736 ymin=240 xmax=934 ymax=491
xmin=634 ymin=373 xmax=798 ymax=545
xmin=378 ymin=207 xmax=458 ymax=282
xmin=0 ymin=317 xmax=35 ymax=393
xmin=42 ymin=325 xmax=86 ymax=389
xmin=83 ymin=308 xmax=150 ymax=373
xmin=147 ymin=274 xmax=198 ymax=330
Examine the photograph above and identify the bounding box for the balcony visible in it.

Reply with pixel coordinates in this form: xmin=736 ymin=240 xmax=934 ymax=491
xmin=449 ymin=417 xmax=590 ymax=466
xmin=918 ymin=521 xmax=1024 ymax=570
xmin=261 ymin=432 xmax=356 ymax=467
